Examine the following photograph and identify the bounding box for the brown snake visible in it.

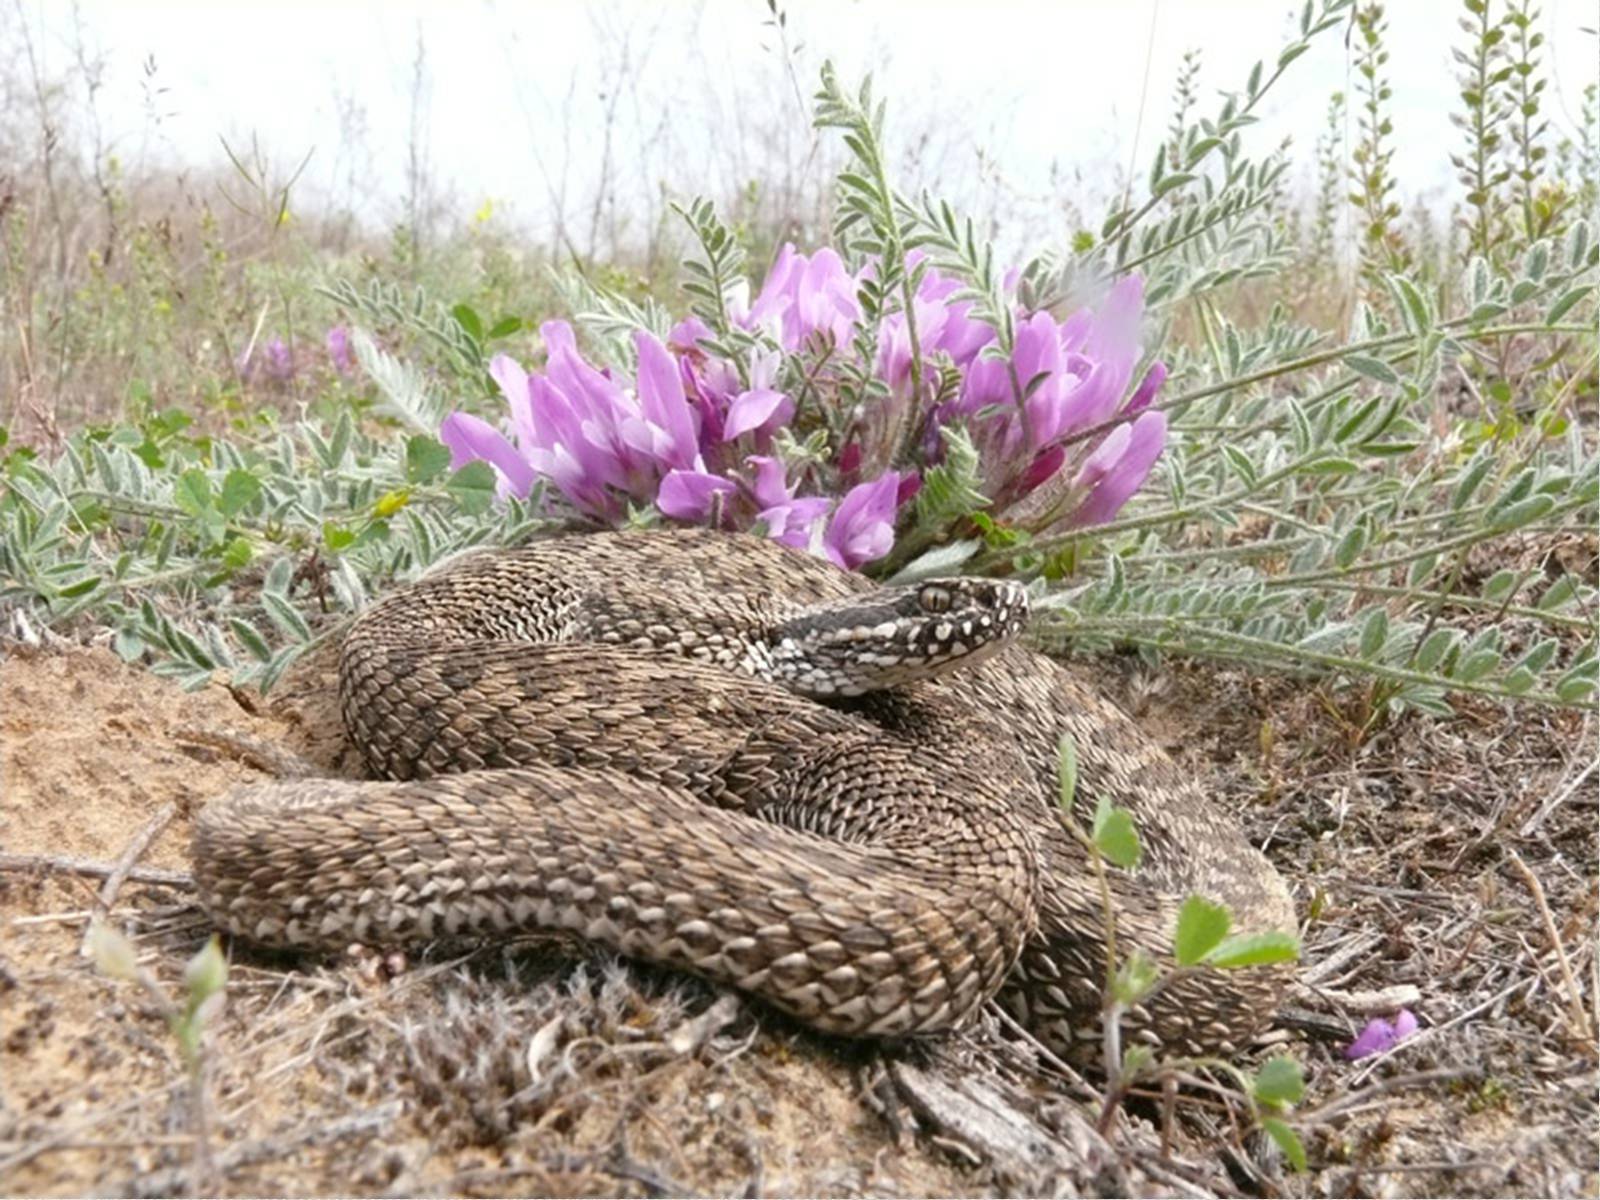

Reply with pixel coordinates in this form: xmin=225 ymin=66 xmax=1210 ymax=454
xmin=193 ymin=528 xmax=1294 ymax=1057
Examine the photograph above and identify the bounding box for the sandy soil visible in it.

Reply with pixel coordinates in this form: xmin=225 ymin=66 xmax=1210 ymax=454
xmin=1 ymin=638 xmax=1595 ymax=1197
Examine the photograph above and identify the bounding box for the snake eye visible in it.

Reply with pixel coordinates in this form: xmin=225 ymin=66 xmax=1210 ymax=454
xmin=917 ymin=584 xmax=953 ymax=614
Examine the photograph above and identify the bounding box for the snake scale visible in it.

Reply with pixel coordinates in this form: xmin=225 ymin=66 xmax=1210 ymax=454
xmin=193 ymin=528 xmax=1294 ymax=1058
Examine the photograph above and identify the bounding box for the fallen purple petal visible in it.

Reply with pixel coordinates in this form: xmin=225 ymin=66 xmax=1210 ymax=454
xmin=1345 ymin=1008 xmax=1420 ymax=1060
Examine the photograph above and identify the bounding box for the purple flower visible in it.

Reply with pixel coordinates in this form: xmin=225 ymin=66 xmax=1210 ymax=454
xmin=723 ymin=387 xmax=795 ymax=442
xmin=761 ymin=497 xmax=832 ymax=547
xmin=746 ymin=456 xmax=830 ymax=549
xmin=264 ymin=337 xmax=294 ymax=383
xmin=1345 ymin=1009 xmax=1419 ymax=1060
xmin=823 ymin=471 xmax=902 ymax=569
xmin=878 ymin=259 xmax=995 ymax=399
xmin=1017 ymin=444 xmax=1067 ymax=495
xmin=326 ymin=325 xmax=354 ymax=374
xmin=439 ymin=411 xmax=537 ymax=499
xmin=448 ymin=320 xmax=809 ymax=529
xmin=435 ymin=253 xmax=1169 ymax=566
xmin=745 ymin=243 xmax=862 ymax=351
xmin=1069 ymin=410 xmax=1168 ymax=527
xmin=1125 ymin=360 xmax=1168 ymax=415
xmin=626 ymin=329 xmax=700 ymax=471
xmin=656 ymin=469 xmax=737 ymax=521
xmin=668 ymin=315 xmax=714 ymax=353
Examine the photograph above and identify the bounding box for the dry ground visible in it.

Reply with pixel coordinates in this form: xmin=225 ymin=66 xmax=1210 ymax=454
xmin=1 ymin=633 xmax=1595 ymax=1198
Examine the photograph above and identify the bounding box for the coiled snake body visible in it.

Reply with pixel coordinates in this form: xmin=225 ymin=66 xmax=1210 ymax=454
xmin=194 ymin=529 xmax=1294 ymax=1056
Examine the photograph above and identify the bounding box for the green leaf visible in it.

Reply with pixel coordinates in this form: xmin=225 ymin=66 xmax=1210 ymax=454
xmin=914 ymin=427 xmax=989 ymax=531
xmin=1152 ymin=171 xmax=1197 ymax=198
xmin=228 ymin=618 xmax=273 ymax=662
xmin=326 ymin=409 xmax=353 ymax=468
xmin=261 ymin=591 xmax=312 ymax=642
xmin=1173 ymin=895 xmax=1232 ymax=966
xmin=1481 ymin=568 xmax=1520 ymax=601
xmin=405 ymin=434 xmax=453 ymax=484
xmin=1536 ymin=576 xmax=1577 ymax=612
xmin=1456 ymin=646 xmax=1502 ymax=683
xmin=886 ymin=540 xmax=981 ymax=584
xmin=1057 ymin=735 xmax=1078 ymax=814
xmin=1299 ymin=456 xmax=1359 ymax=475
xmin=1358 ymin=608 xmax=1389 ymax=659
xmin=1111 ymin=947 xmax=1160 ymax=1006
xmin=1260 ymin=1117 xmax=1308 ymax=1172
xmin=1516 ymin=637 xmax=1560 ymax=674
xmin=1451 ymin=452 xmax=1493 ymax=510
xmin=486 ymin=315 xmax=523 ymax=340
xmin=1490 ymin=493 xmax=1554 ymax=531
xmin=1345 ymin=353 xmax=1401 ymax=385
xmin=56 ymin=575 xmax=101 ymax=598
xmin=1253 ymin=1055 xmax=1306 ymax=1106
xmin=1545 ymin=284 xmax=1591 ymax=324
xmin=1205 ymin=929 xmax=1300 ymax=968
xmin=1502 ymin=667 xmax=1536 ymax=695
xmin=451 ymin=303 xmax=484 ymax=342
xmin=1407 ymin=552 xmax=1438 ymax=587
xmin=1092 ymin=795 xmax=1143 ymax=870
xmin=221 ymin=536 xmax=253 ymax=571
xmin=1385 ymin=273 xmax=1432 ymax=333
xmin=1221 ymin=445 xmax=1258 ymax=487
xmin=1414 ymin=628 xmax=1457 ymax=672
xmin=1333 ymin=524 xmax=1367 ymax=569
xmin=321 ymin=521 xmax=356 ymax=553
xmin=217 ymin=469 xmax=261 ymax=518
xmin=1556 ymin=658 xmax=1597 ymax=703
xmin=1557 ymin=674 xmax=1597 ymax=704
xmin=173 ymin=469 xmax=213 ymax=517
xmin=446 ymin=461 xmax=497 ymax=515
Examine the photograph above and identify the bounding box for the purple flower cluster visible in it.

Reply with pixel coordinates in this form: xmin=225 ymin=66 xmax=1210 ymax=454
xmin=1345 ymin=1009 xmax=1419 ymax=1060
xmin=238 ymin=326 xmax=356 ymax=386
xmin=440 ymin=245 xmax=1169 ymax=570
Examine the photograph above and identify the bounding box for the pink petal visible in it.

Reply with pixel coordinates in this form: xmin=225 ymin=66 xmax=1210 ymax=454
xmin=438 ymin=411 xmax=537 ymax=498
xmin=1070 ymin=410 xmax=1168 ymax=528
xmin=656 ymin=469 xmax=736 ymax=522
xmin=723 ymin=387 xmax=794 ymax=441
xmin=632 ymin=330 xmax=699 ymax=469
xmin=1126 ymin=360 xmax=1168 ymax=415
xmin=745 ymin=456 xmax=792 ymax=509
xmin=1345 ymin=1008 xmax=1418 ymax=1060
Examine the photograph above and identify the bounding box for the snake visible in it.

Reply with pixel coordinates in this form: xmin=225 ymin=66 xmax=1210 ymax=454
xmin=193 ymin=527 xmax=1295 ymax=1058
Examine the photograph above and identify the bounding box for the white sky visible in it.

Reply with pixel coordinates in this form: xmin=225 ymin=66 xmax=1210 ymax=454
xmin=21 ymin=0 xmax=1600 ymax=253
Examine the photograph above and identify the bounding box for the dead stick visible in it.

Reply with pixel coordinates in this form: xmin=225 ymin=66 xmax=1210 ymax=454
xmin=0 ymin=851 xmax=193 ymax=889
xmin=1507 ymin=850 xmax=1596 ymax=1046
xmin=1299 ymin=1067 xmax=1478 ymax=1124
xmin=80 ymin=803 xmax=177 ymax=955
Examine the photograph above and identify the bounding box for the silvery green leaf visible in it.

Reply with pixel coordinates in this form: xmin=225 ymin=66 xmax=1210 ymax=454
xmin=886 ymin=540 xmax=981 ymax=584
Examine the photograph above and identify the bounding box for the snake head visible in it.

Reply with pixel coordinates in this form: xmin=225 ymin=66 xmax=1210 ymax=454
xmin=766 ymin=578 xmax=1030 ymax=697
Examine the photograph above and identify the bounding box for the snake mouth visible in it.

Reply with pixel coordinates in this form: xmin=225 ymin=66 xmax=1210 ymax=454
xmin=766 ymin=578 xmax=1031 ymax=697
